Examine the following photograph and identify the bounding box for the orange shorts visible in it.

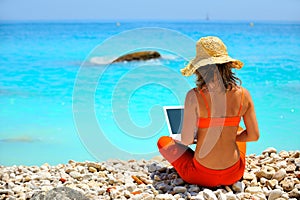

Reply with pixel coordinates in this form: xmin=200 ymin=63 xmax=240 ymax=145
xmin=157 ymin=136 xmax=246 ymax=187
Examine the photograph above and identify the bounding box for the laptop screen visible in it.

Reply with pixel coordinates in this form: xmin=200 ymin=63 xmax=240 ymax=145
xmin=166 ymin=108 xmax=184 ymax=134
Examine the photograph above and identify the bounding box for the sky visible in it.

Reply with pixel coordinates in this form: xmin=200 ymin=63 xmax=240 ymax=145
xmin=0 ymin=0 xmax=300 ymax=22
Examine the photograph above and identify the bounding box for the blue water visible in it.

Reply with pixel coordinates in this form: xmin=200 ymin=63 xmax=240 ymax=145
xmin=0 ymin=21 xmax=300 ymax=166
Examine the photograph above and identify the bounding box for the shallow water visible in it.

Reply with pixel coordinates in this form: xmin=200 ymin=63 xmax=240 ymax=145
xmin=0 ymin=21 xmax=299 ymax=166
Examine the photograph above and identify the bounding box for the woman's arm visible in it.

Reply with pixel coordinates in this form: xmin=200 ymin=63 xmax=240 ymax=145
xmin=180 ymin=89 xmax=198 ymax=145
xmin=236 ymin=89 xmax=260 ymax=142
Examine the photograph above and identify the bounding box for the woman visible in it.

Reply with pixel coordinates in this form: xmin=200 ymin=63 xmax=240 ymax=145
xmin=157 ymin=36 xmax=259 ymax=187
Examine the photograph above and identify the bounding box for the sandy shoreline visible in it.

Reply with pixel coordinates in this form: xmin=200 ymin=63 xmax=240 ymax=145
xmin=0 ymin=148 xmax=299 ymax=200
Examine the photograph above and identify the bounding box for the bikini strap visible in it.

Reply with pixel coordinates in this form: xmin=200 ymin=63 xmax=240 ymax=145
xmin=194 ymin=88 xmax=211 ymax=117
xmin=237 ymin=87 xmax=244 ymax=116
xmin=193 ymin=88 xmax=202 ymax=114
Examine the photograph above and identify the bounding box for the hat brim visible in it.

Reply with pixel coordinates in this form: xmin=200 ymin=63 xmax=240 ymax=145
xmin=181 ymin=56 xmax=243 ymax=76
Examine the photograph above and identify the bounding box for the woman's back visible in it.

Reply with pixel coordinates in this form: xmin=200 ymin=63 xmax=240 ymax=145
xmin=194 ymin=87 xmax=247 ymax=169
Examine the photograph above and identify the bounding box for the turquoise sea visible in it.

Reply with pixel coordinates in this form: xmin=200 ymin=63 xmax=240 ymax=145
xmin=0 ymin=21 xmax=300 ymax=166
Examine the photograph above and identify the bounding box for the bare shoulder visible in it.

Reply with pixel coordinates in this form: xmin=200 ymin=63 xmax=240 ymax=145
xmin=186 ymin=88 xmax=197 ymax=97
xmin=241 ymin=87 xmax=255 ymax=113
xmin=242 ymin=87 xmax=250 ymax=96
xmin=185 ymin=88 xmax=198 ymax=106
xmin=241 ymin=87 xmax=253 ymax=102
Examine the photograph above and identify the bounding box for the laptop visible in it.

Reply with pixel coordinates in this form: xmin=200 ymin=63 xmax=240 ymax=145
xmin=163 ymin=106 xmax=184 ymax=141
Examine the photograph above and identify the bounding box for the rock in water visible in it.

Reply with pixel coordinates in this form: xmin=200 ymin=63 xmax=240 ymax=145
xmin=30 ymin=187 xmax=90 ymax=200
xmin=112 ymin=51 xmax=161 ymax=63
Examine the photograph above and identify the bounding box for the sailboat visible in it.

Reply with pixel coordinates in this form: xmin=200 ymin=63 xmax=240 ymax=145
xmin=206 ymin=13 xmax=210 ymax=21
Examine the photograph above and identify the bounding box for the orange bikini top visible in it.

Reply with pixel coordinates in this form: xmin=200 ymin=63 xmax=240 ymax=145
xmin=194 ymin=88 xmax=244 ymax=128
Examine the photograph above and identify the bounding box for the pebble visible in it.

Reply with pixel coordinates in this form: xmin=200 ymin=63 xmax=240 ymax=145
xmin=281 ymin=192 xmax=290 ymax=199
xmin=276 ymin=160 xmax=287 ymax=168
xmin=11 ymin=185 xmax=23 ymax=194
xmin=243 ymin=172 xmax=256 ymax=180
xmin=252 ymin=193 xmax=267 ymax=200
xmin=215 ymin=190 xmax=226 ymax=200
xmin=0 ymin=148 xmax=298 ymax=200
xmin=0 ymin=189 xmax=14 ymax=195
xmin=188 ymin=185 xmax=200 ymax=193
xmin=245 ymin=186 xmax=263 ymax=194
xmin=263 ymin=147 xmax=277 ymax=155
xmin=291 ymin=151 xmax=300 ymax=158
xmin=268 ymin=189 xmax=282 ymax=200
xmin=225 ymin=193 xmax=237 ymax=200
xmin=260 ymin=177 xmax=267 ymax=185
xmin=154 ymin=175 xmax=161 ymax=181
xmin=69 ymin=171 xmax=82 ymax=180
xmin=155 ymin=193 xmax=174 ymax=200
xmin=232 ymin=181 xmax=244 ymax=192
xmin=279 ymin=151 xmax=289 ymax=158
xmin=173 ymin=186 xmax=187 ymax=194
xmin=203 ymin=189 xmax=217 ymax=200
xmin=172 ymin=178 xmax=185 ymax=186
xmin=88 ymin=166 xmax=97 ymax=173
xmin=272 ymin=168 xmax=287 ymax=181
xmin=148 ymin=163 xmax=158 ymax=173
xmin=126 ymin=183 xmax=137 ymax=192
xmin=286 ymin=164 xmax=296 ymax=172
xmin=280 ymin=177 xmax=294 ymax=191
xmin=258 ymin=157 xmax=274 ymax=165
xmin=266 ymin=179 xmax=278 ymax=189
xmin=255 ymin=166 xmax=275 ymax=179
xmin=288 ymin=188 xmax=300 ymax=199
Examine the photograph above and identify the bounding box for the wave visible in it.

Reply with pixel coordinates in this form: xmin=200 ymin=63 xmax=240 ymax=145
xmin=161 ymin=54 xmax=180 ymax=61
xmin=0 ymin=136 xmax=40 ymax=143
xmin=89 ymin=56 xmax=117 ymax=65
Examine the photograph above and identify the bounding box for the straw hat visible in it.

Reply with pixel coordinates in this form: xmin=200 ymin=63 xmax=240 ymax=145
xmin=181 ymin=36 xmax=243 ymax=76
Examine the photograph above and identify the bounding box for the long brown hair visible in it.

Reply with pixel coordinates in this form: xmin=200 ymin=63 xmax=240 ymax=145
xmin=195 ymin=62 xmax=242 ymax=91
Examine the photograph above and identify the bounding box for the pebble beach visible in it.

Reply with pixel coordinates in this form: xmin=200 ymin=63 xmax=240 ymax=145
xmin=0 ymin=148 xmax=299 ymax=200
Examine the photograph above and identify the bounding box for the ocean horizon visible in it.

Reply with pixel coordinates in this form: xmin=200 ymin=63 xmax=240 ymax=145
xmin=0 ymin=21 xmax=299 ymax=166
